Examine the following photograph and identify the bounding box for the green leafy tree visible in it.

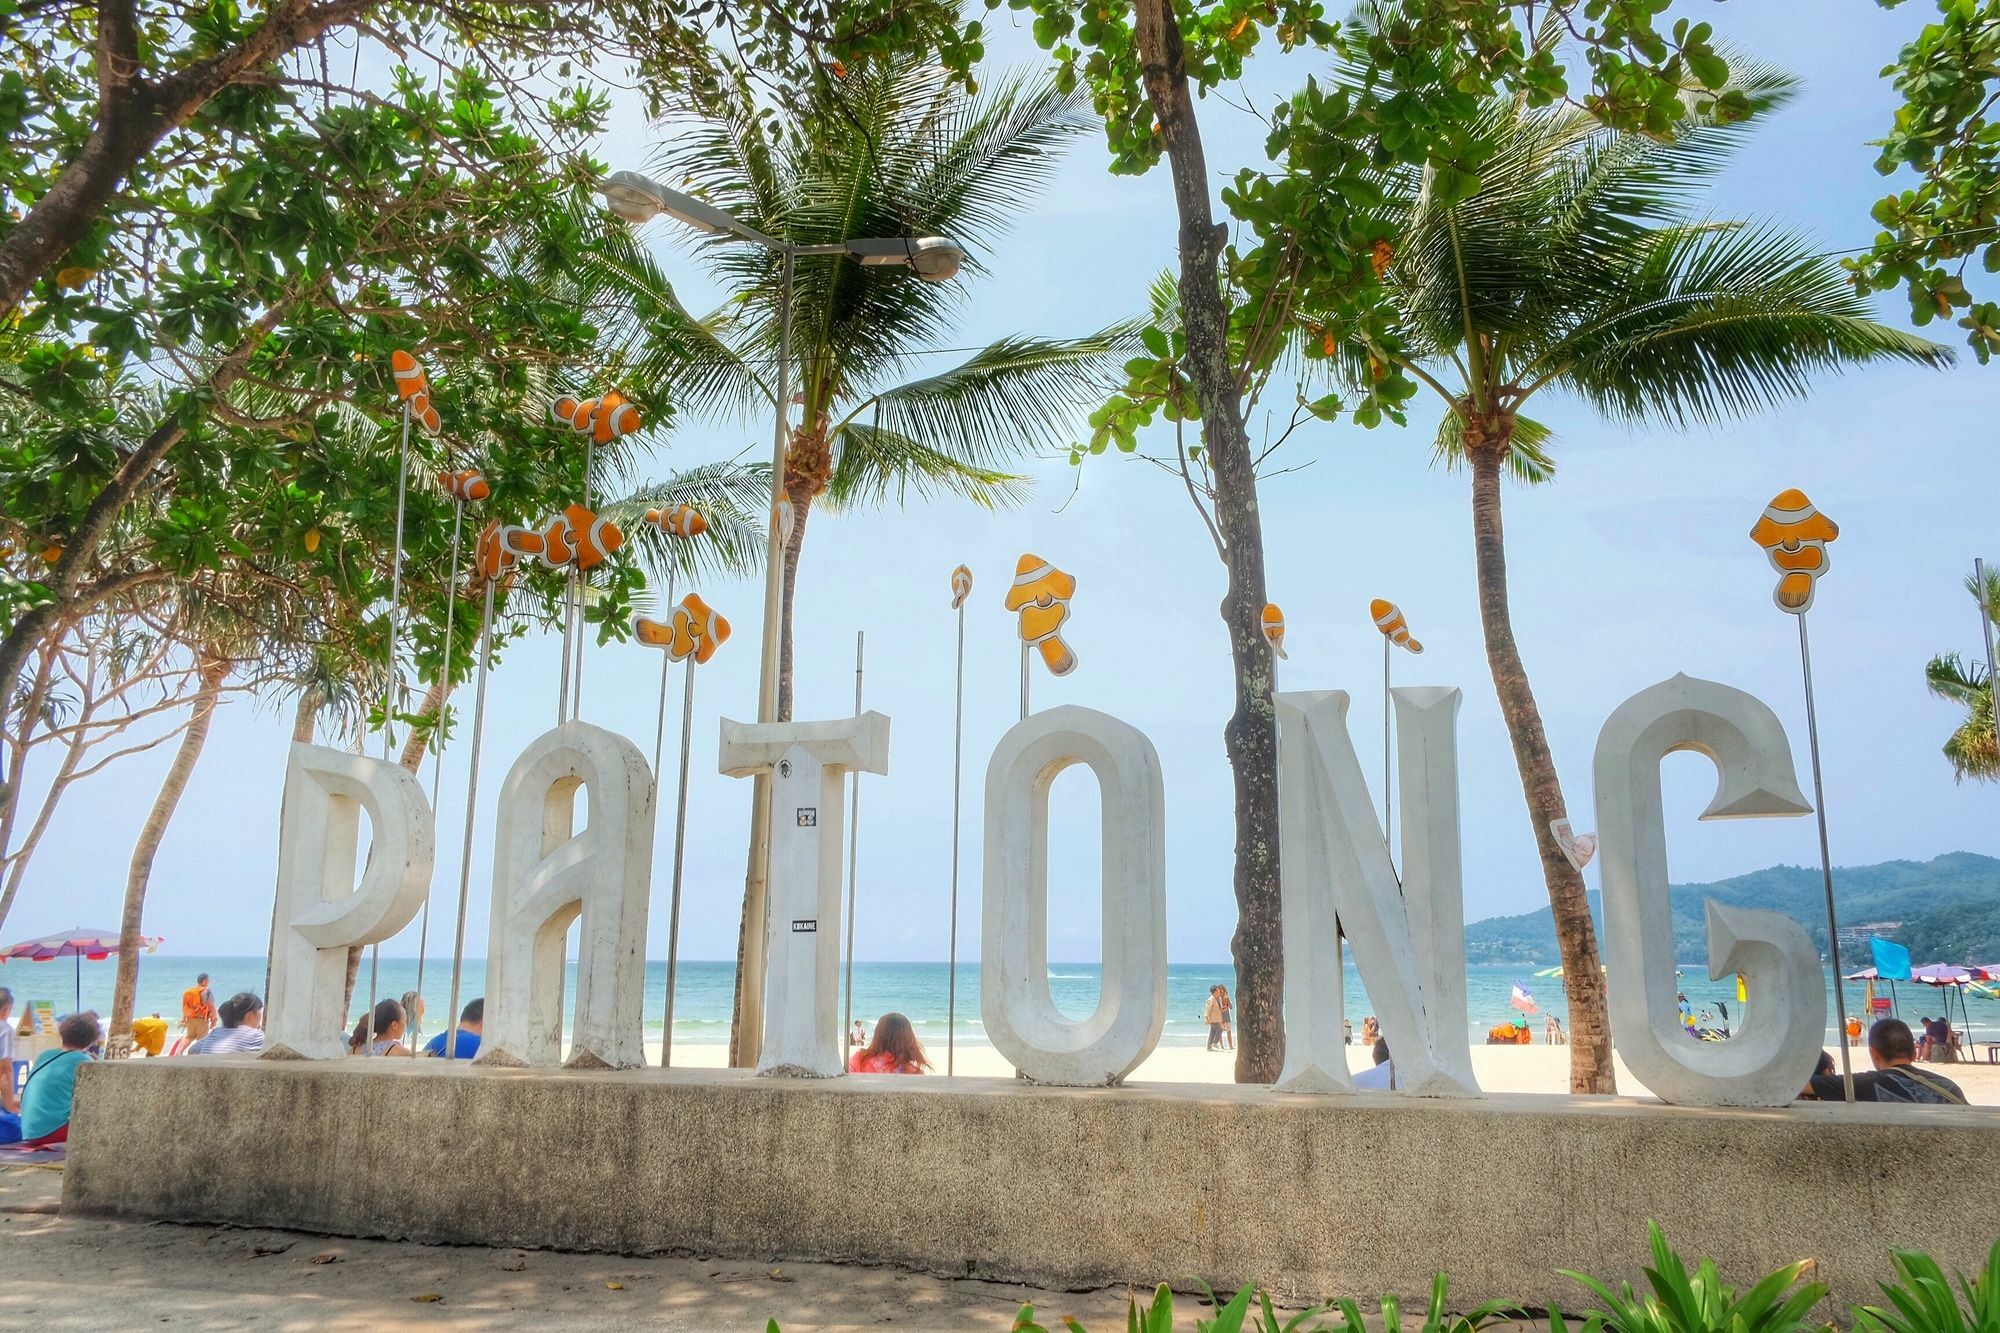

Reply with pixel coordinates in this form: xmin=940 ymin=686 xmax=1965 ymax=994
xmin=1925 ymin=564 xmax=2000 ymax=783
xmin=1019 ymin=0 xmax=1762 ymax=1082
xmin=1324 ymin=80 xmax=1950 ymax=1089
xmin=1856 ymin=0 xmax=2000 ymax=359
xmin=593 ymin=57 xmax=1128 ymax=1059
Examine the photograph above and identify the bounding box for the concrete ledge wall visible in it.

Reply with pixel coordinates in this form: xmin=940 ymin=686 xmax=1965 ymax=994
xmin=64 ymin=1061 xmax=2000 ymax=1309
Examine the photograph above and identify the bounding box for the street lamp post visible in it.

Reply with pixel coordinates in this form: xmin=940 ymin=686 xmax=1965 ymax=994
xmin=597 ymin=170 xmax=963 ymax=1066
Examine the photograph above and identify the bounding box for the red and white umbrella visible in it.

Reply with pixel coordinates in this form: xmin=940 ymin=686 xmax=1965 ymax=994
xmin=0 ymin=927 xmax=163 ymax=1011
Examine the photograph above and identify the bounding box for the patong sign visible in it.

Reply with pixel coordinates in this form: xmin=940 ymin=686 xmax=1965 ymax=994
xmin=264 ymin=672 xmax=1826 ymax=1108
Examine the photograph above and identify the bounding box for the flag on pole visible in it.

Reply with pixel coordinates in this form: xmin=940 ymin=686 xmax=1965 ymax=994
xmin=1510 ymin=981 xmax=1538 ymax=1014
xmin=1870 ymin=936 xmax=1912 ymax=981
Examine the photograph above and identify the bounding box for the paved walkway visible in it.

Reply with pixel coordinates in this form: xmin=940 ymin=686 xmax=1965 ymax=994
xmin=0 ymin=1164 xmax=1165 ymax=1331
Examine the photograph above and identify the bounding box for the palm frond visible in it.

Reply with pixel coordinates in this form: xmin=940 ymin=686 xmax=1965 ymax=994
xmin=822 ymin=420 xmax=1030 ymax=512
xmin=602 ymin=458 xmax=773 ymax=591
xmin=1927 ymin=653 xmax=1989 ymax=705
xmin=857 ymin=325 xmax=1134 ymax=462
xmin=1965 ymin=564 xmax=2000 ymax=624
xmin=1544 ymin=221 xmax=1953 ymax=426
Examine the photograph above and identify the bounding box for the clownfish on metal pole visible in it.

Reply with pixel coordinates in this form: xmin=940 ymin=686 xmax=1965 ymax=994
xmin=1369 ymin=599 xmax=1423 ymax=855
xmin=441 ymin=516 xmax=535 ymax=1062
xmin=367 ymin=351 xmax=441 ymax=1058
xmin=410 ymin=467 xmax=490 ymax=1028
xmin=550 ymin=391 xmax=643 ymax=721
xmin=634 ymin=592 xmax=732 ymax=1067
xmin=947 ymin=564 xmax=972 ymax=1076
xmin=1006 ymin=554 xmax=1077 ymax=721
xmin=1750 ymin=487 xmax=1854 ymax=1102
xmin=383 ymin=351 xmax=442 ymax=760
xmin=634 ymin=501 xmax=711 ymax=1066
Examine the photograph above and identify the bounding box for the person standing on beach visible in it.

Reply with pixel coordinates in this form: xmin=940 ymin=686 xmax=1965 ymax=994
xmin=1202 ymin=987 xmax=1226 ymax=1051
xmin=1217 ymin=986 xmax=1235 ymax=1051
xmin=180 ymin=974 xmax=216 ymax=1045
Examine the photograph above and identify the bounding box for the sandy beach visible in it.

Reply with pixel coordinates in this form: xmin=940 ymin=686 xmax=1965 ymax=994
xmin=647 ymin=1038 xmax=2000 ymax=1104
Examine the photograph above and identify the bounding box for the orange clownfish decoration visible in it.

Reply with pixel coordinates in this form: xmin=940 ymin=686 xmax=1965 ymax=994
xmin=1262 ymin=603 xmax=1288 ymax=659
xmin=438 ymin=469 xmax=490 ymax=503
xmin=645 ymin=504 xmax=707 ymax=539
xmin=535 ymin=502 xmax=624 ymax=572
xmin=1370 ymin=599 xmax=1423 ymax=654
xmin=950 ymin=564 xmax=973 ymax=611
xmin=390 ymin=350 xmax=441 ymax=436
xmin=550 ymin=391 xmax=642 ymax=446
xmin=1005 ymin=553 xmax=1077 ymax=677
xmin=1749 ymin=488 xmax=1838 ymax=615
xmin=635 ymin=593 xmax=731 ymax=665
xmin=473 ymin=519 xmax=543 ymax=582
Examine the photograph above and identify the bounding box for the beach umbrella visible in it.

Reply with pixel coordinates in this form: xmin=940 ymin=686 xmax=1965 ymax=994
xmin=0 ymin=926 xmax=163 ymax=1011
xmin=1911 ymin=964 xmax=1977 ymax=1047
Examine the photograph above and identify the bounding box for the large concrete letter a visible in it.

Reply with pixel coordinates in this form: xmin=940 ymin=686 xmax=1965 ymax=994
xmin=1274 ymin=689 xmax=1476 ymax=1097
xmin=479 ymin=720 xmax=655 ymax=1070
xmin=266 ymin=745 xmax=433 ymax=1060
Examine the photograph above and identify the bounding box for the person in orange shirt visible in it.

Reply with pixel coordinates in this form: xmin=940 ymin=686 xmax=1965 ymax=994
xmin=1845 ymin=1014 xmax=1864 ymax=1047
xmin=180 ymin=973 xmax=217 ymax=1044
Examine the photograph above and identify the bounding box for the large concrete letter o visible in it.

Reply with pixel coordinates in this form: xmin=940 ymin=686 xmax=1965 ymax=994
xmin=981 ymin=705 xmax=1166 ymax=1085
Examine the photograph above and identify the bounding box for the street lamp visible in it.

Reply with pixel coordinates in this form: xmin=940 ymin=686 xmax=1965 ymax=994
xmin=597 ymin=168 xmax=965 ymax=1066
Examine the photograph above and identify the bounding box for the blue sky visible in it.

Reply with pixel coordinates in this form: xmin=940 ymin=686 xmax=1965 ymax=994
xmin=9 ymin=3 xmax=1998 ymax=965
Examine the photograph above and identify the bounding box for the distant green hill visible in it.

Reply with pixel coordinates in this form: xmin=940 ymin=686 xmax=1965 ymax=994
xmin=1463 ymin=852 xmax=2000 ymax=966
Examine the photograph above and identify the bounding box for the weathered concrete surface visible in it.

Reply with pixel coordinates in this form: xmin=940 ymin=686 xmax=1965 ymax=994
xmin=63 ymin=1061 xmax=2000 ymax=1310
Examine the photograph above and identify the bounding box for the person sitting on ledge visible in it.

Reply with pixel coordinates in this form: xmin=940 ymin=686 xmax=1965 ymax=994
xmin=423 ymin=998 xmax=483 ymax=1059
xmin=1808 ymin=1018 xmax=1965 ymax=1105
xmin=17 ymin=1011 xmax=100 ymax=1148
xmin=189 ymin=992 xmax=265 ymax=1055
xmin=848 ymin=1012 xmax=930 ymax=1074
xmin=348 ymin=998 xmax=407 ymax=1057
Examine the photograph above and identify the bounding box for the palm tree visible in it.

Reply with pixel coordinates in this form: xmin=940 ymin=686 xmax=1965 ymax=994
xmin=592 ymin=57 xmax=1129 ymax=718
xmin=1926 ymin=565 xmax=2000 ymax=783
xmin=1334 ymin=79 xmax=1952 ymax=1092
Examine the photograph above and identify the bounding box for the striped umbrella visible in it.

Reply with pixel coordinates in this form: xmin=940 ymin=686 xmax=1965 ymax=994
xmin=0 ymin=927 xmax=162 ymax=1011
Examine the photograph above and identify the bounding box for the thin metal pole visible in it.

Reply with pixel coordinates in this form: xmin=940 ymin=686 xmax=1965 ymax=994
xmin=947 ymin=601 xmax=966 ymax=1076
xmin=1019 ymin=641 xmax=1030 ymax=722
xmin=1978 ymin=558 xmax=1998 ymax=767
xmin=1798 ymin=612 xmax=1854 ymax=1101
xmin=842 ymin=631 xmax=864 ymax=1067
xmin=662 ymin=657 xmax=698 ymax=1068
xmin=383 ymin=404 xmax=413 ymax=760
xmin=737 ymin=245 xmax=795 ymax=1067
xmin=413 ymin=501 xmax=465 ymax=1015
xmin=571 ymin=436 xmax=596 ymax=721
xmin=443 ymin=579 xmax=497 ymax=1063
xmin=1382 ymin=633 xmax=1393 ymax=851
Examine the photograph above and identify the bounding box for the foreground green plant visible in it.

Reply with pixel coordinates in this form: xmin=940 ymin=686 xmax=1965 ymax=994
xmin=1006 ymin=1272 xmax=1512 ymax=1333
xmin=1849 ymin=1238 xmax=2000 ymax=1333
xmin=1554 ymin=1222 xmax=1828 ymax=1333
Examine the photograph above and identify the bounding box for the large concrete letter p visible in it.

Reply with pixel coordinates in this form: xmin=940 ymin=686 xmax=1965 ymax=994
xmin=265 ymin=744 xmax=433 ymax=1060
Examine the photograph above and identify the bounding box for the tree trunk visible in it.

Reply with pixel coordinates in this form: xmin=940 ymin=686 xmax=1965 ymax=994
xmin=1133 ymin=0 xmax=1284 ymax=1084
xmin=107 ymin=652 xmax=229 ymax=1054
xmin=0 ymin=639 xmax=62 ymax=936
xmin=0 ymin=304 xmax=287 ymax=743
xmin=1468 ymin=446 xmax=1615 ymax=1093
xmin=727 ymin=443 xmax=818 ymax=1065
xmin=0 ymin=0 xmax=383 ymax=319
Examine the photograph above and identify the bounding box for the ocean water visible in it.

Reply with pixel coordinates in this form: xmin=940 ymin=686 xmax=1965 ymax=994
xmin=13 ymin=955 xmax=1968 ymax=1048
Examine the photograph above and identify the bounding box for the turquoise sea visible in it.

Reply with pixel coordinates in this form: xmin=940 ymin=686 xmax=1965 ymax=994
xmin=13 ymin=956 xmax=1978 ymax=1048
